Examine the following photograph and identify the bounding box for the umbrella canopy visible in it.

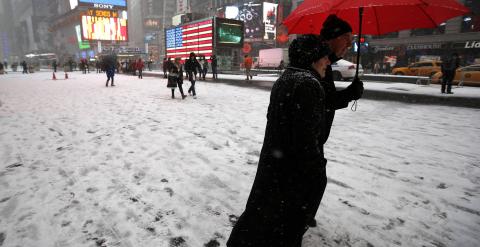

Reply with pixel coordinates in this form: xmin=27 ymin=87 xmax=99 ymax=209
xmin=283 ymin=0 xmax=470 ymax=35
xmin=283 ymin=0 xmax=470 ymax=81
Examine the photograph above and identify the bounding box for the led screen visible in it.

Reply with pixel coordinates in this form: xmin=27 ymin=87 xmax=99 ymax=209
xmin=81 ymin=14 xmax=128 ymax=41
xmin=217 ymin=22 xmax=243 ymax=46
xmin=76 ymin=25 xmax=90 ymax=49
xmin=165 ymin=19 xmax=213 ymax=60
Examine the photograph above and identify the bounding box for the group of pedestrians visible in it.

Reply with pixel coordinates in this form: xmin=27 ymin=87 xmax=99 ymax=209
xmin=163 ymin=53 xmax=219 ymax=99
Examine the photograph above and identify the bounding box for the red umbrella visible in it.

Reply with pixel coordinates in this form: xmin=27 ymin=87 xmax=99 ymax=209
xmin=283 ymin=0 xmax=470 ymax=78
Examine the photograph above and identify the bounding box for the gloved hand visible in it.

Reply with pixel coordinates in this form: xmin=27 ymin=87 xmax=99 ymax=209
xmin=347 ymin=77 xmax=364 ymax=100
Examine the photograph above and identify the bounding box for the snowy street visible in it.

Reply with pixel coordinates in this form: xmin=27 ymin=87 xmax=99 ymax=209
xmin=0 ymin=72 xmax=479 ymax=247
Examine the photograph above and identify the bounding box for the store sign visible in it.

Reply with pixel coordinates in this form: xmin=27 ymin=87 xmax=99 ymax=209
xmin=465 ymin=41 xmax=480 ymax=49
xmin=85 ymin=9 xmax=119 ymax=18
xmin=373 ymin=46 xmax=395 ymax=52
xmin=407 ymin=43 xmax=442 ymax=50
xmin=78 ymin=0 xmax=127 ymax=9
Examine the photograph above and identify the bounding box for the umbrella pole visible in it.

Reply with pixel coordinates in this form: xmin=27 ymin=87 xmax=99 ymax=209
xmin=355 ymin=7 xmax=364 ymax=80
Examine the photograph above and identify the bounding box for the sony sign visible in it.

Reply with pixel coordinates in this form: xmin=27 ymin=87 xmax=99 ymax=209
xmin=93 ymin=3 xmax=114 ymax=9
xmin=465 ymin=41 xmax=480 ymax=49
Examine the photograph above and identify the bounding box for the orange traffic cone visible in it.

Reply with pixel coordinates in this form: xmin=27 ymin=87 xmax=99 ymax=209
xmin=65 ymin=72 xmax=68 ymax=79
xmin=52 ymin=72 xmax=57 ymax=80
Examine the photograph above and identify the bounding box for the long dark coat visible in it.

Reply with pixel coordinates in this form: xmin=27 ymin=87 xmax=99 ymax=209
xmin=167 ymin=63 xmax=183 ymax=88
xmin=227 ymin=67 xmax=328 ymax=246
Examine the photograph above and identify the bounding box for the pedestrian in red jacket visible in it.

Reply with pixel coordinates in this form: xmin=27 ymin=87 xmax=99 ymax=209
xmin=136 ymin=59 xmax=144 ymax=79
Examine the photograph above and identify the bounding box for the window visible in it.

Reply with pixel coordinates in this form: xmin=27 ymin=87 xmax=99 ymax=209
xmin=371 ymin=32 xmax=399 ymax=39
xmin=410 ymin=23 xmax=445 ymax=36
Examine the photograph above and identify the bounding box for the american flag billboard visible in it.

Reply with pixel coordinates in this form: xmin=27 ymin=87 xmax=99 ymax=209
xmin=165 ymin=19 xmax=213 ymax=61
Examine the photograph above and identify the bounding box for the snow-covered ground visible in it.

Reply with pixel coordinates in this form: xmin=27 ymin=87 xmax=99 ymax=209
xmin=0 ymin=72 xmax=479 ymax=247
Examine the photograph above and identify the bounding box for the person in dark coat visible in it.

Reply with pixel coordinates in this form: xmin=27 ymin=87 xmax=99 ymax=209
xmin=105 ymin=63 xmax=115 ymax=87
xmin=299 ymin=14 xmax=364 ymax=228
xmin=210 ymin=55 xmax=218 ymax=79
xmin=441 ymin=53 xmax=460 ymax=94
xmin=162 ymin=57 xmax=169 ymax=78
xmin=227 ymin=35 xmax=332 ymax=247
xmin=21 ymin=60 xmax=28 ymax=74
xmin=184 ymin=52 xmax=201 ymax=98
xmin=167 ymin=57 xmax=187 ymax=99
xmin=52 ymin=60 xmax=57 ymax=72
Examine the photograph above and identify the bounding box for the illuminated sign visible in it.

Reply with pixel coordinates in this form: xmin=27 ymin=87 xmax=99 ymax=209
xmin=75 ymin=25 xmax=90 ymax=49
xmin=144 ymin=18 xmax=161 ymax=29
xmin=263 ymin=2 xmax=278 ymax=40
xmin=85 ymin=9 xmax=119 ymax=18
xmin=225 ymin=4 xmax=263 ymax=41
xmin=78 ymin=0 xmax=127 ymax=9
xmin=81 ymin=11 xmax=128 ymax=41
xmin=216 ymin=19 xmax=244 ymax=47
xmin=166 ymin=19 xmax=213 ymax=60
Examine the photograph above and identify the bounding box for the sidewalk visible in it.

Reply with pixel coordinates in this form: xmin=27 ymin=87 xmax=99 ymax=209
xmin=143 ymin=70 xmax=480 ymax=109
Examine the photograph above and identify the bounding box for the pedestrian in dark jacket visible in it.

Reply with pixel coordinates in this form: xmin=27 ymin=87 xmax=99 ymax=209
xmin=227 ymin=35 xmax=332 ymax=247
xmin=52 ymin=60 xmax=57 ymax=72
xmin=319 ymin=14 xmax=364 ymax=145
xmin=21 ymin=60 xmax=28 ymax=74
xmin=105 ymin=64 xmax=115 ymax=87
xmin=210 ymin=55 xmax=218 ymax=79
xmin=162 ymin=57 xmax=169 ymax=78
xmin=185 ymin=52 xmax=201 ymax=98
xmin=167 ymin=57 xmax=187 ymax=99
xmin=441 ymin=53 xmax=459 ymax=94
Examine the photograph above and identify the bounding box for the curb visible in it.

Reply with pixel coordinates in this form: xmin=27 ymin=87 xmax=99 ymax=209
xmin=143 ymin=72 xmax=480 ymax=109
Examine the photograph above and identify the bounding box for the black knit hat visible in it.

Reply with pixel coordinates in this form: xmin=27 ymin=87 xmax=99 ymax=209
xmin=320 ymin=14 xmax=353 ymax=41
xmin=288 ymin=35 xmax=331 ymax=69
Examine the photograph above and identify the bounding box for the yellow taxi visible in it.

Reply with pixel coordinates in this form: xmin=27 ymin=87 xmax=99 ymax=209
xmin=392 ymin=61 xmax=442 ymax=77
xmin=431 ymin=64 xmax=480 ymax=87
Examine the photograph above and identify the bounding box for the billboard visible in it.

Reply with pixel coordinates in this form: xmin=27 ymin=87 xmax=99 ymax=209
xmin=225 ymin=4 xmax=263 ymax=41
xmin=76 ymin=25 xmax=90 ymax=49
xmin=165 ymin=19 xmax=213 ymax=60
xmin=216 ymin=19 xmax=244 ymax=47
xmin=78 ymin=0 xmax=127 ymax=8
xmin=263 ymin=2 xmax=278 ymax=40
xmin=81 ymin=10 xmax=128 ymax=41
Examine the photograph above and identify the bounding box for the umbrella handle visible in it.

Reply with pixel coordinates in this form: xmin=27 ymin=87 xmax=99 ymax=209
xmin=355 ymin=7 xmax=364 ymax=81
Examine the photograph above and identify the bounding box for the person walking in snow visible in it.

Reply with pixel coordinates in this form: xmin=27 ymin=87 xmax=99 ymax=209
xmin=52 ymin=60 xmax=57 ymax=72
xmin=243 ymin=54 xmax=253 ymax=80
xmin=105 ymin=64 xmax=115 ymax=87
xmin=162 ymin=57 xmax=169 ymax=78
xmin=136 ymin=58 xmax=144 ymax=79
xmin=201 ymin=57 xmax=208 ymax=80
xmin=167 ymin=57 xmax=187 ymax=99
xmin=185 ymin=52 xmax=201 ymax=98
xmin=210 ymin=55 xmax=218 ymax=79
xmin=21 ymin=60 xmax=28 ymax=74
xmin=441 ymin=53 xmax=460 ymax=94
xmin=227 ymin=35 xmax=332 ymax=247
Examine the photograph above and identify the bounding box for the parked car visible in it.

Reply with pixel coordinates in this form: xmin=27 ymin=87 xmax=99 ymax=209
xmin=392 ymin=61 xmax=442 ymax=77
xmin=431 ymin=64 xmax=480 ymax=87
xmin=331 ymin=59 xmax=364 ymax=80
